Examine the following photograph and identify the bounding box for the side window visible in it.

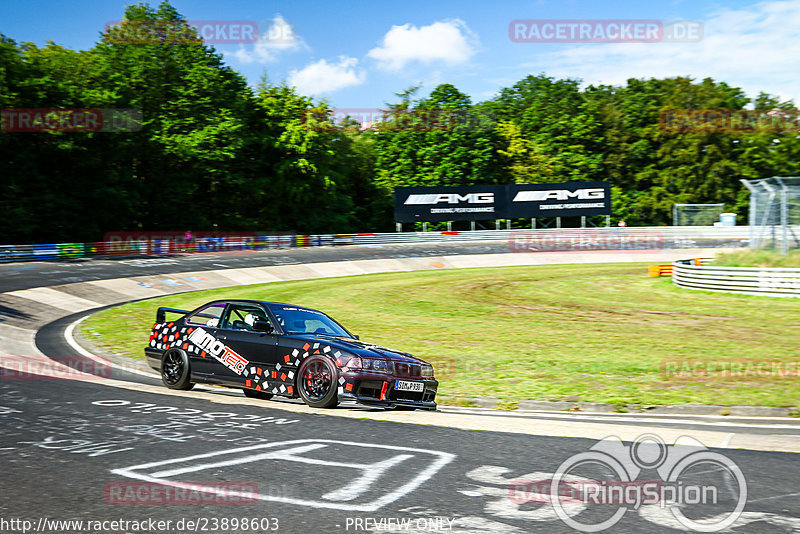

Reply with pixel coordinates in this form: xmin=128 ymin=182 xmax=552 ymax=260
xmin=186 ymin=303 xmax=226 ymax=327
xmin=221 ymin=304 xmax=271 ymax=331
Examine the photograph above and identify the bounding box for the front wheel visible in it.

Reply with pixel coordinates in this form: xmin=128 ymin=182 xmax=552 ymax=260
xmin=297 ymin=355 xmax=339 ymax=408
xmin=161 ymin=348 xmax=194 ymax=390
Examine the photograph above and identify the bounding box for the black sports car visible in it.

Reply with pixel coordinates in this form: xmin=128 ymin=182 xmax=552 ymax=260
xmin=144 ymin=299 xmax=438 ymax=410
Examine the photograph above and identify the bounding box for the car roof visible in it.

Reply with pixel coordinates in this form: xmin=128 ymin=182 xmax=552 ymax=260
xmin=205 ymin=298 xmax=322 ymax=313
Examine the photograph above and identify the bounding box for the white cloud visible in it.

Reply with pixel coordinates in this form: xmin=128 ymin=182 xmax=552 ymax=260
xmin=516 ymin=0 xmax=800 ymax=105
xmin=226 ymin=14 xmax=308 ymax=65
xmin=367 ymin=19 xmax=477 ymax=71
xmin=288 ymin=56 xmax=366 ymax=95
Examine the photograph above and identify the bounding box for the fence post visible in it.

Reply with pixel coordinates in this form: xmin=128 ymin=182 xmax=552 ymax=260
xmin=778 ymin=178 xmax=789 ymax=255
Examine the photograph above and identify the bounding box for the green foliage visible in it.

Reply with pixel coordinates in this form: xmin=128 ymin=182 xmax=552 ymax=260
xmin=714 ymin=249 xmax=800 ymax=268
xmin=82 ymin=263 xmax=800 ymax=407
xmin=372 ymin=84 xmax=507 ymax=190
xmin=1 ymin=1 xmax=799 ymax=243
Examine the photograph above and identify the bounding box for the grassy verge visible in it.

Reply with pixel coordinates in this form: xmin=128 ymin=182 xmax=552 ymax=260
xmin=714 ymin=249 xmax=800 ymax=267
xmin=81 ymin=263 xmax=800 ymax=407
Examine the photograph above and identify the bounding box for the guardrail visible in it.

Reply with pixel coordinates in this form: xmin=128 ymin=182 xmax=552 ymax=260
xmin=1 ymin=226 xmax=751 ymax=263
xmin=673 ymin=260 xmax=800 ymax=298
xmin=0 ymin=235 xmax=295 ymax=263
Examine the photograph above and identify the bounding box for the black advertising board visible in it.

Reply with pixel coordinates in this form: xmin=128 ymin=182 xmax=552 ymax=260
xmin=506 ymin=181 xmax=611 ymax=218
xmin=393 ymin=182 xmax=611 ymax=222
xmin=393 ymin=186 xmax=507 ymax=222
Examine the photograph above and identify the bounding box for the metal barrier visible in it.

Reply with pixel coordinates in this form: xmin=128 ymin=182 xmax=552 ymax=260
xmin=1 ymin=226 xmax=751 ymax=263
xmin=0 ymin=235 xmax=295 ymax=263
xmin=349 ymin=226 xmax=750 ymax=248
xmin=673 ymin=260 xmax=800 ymax=298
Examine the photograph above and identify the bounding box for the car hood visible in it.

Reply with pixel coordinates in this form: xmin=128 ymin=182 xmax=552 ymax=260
xmin=288 ymin=334 xmax=430 ymax=365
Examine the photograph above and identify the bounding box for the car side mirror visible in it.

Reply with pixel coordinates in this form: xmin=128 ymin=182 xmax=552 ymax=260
xmin=353 ymin=334 xmax=360 ymax=340
xmin=253 ymin=319 xmax=274 ymax=333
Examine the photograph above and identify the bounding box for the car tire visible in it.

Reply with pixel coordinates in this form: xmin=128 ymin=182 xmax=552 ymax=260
xmin=297 ymin=355 xmax=339 ymax=408
xmin=160 ymin=348 xmax=194 ymax=390
xmin=243 ymin=388 xmax=273 ymax=400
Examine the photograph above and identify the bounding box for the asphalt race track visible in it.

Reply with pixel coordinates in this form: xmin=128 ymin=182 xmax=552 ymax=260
xmin=2 ymin=244 xmax=800 ymax=533
xmin=0 ymin=242 xmax=510 ymax=293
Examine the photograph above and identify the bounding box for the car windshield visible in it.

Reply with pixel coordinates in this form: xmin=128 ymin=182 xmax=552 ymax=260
xmin=270 ymin=306 xmax=352 ymax=337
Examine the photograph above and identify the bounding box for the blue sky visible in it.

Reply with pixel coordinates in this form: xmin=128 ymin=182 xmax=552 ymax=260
xmin=2 ymin=0 xmax=798 ymax=109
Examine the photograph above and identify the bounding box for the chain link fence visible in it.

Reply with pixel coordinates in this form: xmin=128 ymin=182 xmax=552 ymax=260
xmin=672 ymin=203 xmax=725 ymax=226
xmin=741 ymin=177 xmax=800 ymax=254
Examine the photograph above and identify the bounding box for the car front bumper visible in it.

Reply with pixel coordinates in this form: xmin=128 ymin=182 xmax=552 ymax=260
xmin=337 ymin=372 xmax=438 ymax=410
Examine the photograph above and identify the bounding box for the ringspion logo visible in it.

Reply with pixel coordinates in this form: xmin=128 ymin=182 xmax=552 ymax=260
xmin=538 ymin=434 xmax=746 ymax=531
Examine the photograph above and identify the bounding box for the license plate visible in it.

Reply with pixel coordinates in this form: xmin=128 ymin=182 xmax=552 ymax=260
xmin=395 ymin=380 xmax=425 ymax=392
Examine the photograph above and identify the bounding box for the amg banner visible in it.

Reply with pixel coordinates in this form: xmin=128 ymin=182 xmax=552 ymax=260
xmin=394 ymin=182 xmax=611 ymax=222
xmin=394 ymin=185 xmax=507 ymax=222
xmin=506 ymin=181 xmax=611 ymax=218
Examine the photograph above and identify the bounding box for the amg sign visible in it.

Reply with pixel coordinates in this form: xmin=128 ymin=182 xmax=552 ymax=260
xmin=512 ymin=188 xmax=605 ymax=202
xmin=404 ymin=193 xmax=495 ymax=205
xmin=394 ymin=182 xmax=611 ymax=222
xmin=507 ymin=181 xmax=611 ymax=218
xmin=394 ymin=186 xmax=506 ymax=222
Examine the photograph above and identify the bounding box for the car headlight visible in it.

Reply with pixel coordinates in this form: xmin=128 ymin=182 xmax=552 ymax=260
xmin=362 ymin=358 xmax=390 ymax=372
xmin=336 ymin=355 xmax=392 ymax=373
xmin=335 ymin=354 xmax=361 ymax=371
xmin=421 ymin=364 xmax=434 ymax=378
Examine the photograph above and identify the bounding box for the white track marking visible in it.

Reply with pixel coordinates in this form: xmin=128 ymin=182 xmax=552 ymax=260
xmin=112 ymin=439 xmax=455 ymax=512
xmin=722 ymin=432 xmax=735 ymax=447
xmin=64 ymin=315 xmax=158 ymax=379
xmin=438 ymin=407 xmax=800 ymax=430
xmin=323 ymin=454 xmax=415 ymax=501
xmin=440 ymin=405 xmax=796 ymax=421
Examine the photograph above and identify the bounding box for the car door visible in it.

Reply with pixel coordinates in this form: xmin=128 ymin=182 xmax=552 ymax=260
xmin=216 ymin=303 xmax=279 ymax=384
xmin=181 ymin=302 xmax=228 ymax=378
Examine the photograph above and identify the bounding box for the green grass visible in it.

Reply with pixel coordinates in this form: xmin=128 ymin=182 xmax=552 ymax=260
xmin=715 ymin=249 xmax=800 ymax=268
xmin=80 ymin=263 xmax=800 ymax=407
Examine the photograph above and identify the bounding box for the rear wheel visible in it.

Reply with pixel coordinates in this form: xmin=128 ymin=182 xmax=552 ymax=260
xmin=297 ymin=355 xmax=339 ymax=408
xmin=161 ymin=348 xmax=194 ymax=390
xmin=243 ymin=388 xmax=273 ymax=400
